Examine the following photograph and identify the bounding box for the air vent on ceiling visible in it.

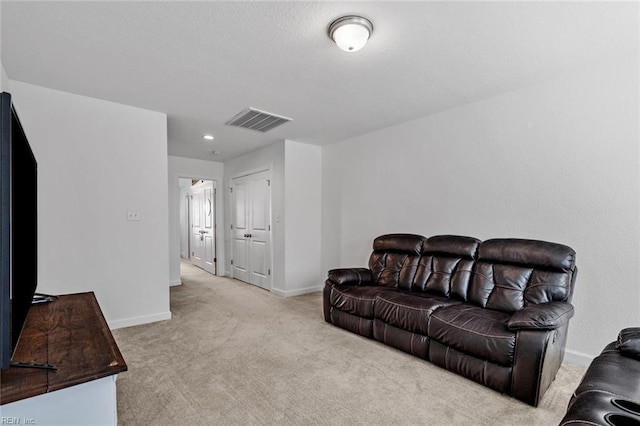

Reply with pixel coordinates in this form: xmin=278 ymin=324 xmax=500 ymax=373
xmin=225 ymin=107 xmax=292 ymax=132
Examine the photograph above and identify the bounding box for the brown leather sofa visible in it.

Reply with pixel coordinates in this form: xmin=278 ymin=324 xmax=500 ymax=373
xmin=323 ymin=234 xmax=577 ymax=406
xmin=560 ymin=328 xmax=640 ymax=425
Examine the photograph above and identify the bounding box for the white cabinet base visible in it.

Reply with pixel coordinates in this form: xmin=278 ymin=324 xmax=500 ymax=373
xmin=1 ymin=375 xmax=119 ymax=426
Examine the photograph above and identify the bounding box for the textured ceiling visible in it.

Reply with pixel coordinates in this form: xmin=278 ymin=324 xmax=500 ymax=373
xmin=1 ymin=1 xmax=635 ymax=162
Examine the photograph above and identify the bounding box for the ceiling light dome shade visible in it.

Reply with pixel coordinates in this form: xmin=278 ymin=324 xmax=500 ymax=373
xmin=328 ymin=16 xmax=373 ymax=52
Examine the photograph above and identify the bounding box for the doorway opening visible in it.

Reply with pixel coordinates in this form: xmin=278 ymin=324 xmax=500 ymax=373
xmin=179 ymin=178 xmax=217 ymax=275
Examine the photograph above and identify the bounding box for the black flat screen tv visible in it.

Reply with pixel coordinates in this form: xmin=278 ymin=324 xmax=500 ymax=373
xmin=0 ymin=92 xmax=38 ymax=371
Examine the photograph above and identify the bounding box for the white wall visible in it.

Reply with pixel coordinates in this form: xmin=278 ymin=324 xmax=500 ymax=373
xmin=322 ymin=59 xmax=639 ymax=363
xmin=224 ymin=142 xmax=285 ymax=290
xmin=0 ymin=7 xmax=6 ymax=92
xmin=9 ymin=81 xmax=171 ymax=329
xmin=168 ymin=155 xmax=224 ymax=284
xmin=0 ymin=66 xmax=7 ymax=93
xmin=283 ymin=140 xmax=322 ymax=296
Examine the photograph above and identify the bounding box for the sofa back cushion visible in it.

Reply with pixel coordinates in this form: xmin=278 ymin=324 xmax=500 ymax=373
xmin=368 ymin=234 xmax=426 ymax=288
xmin=412 ymin=235 xmax=481 ymax=298
xmin=468 ymin=238 xmax=576 ymax=313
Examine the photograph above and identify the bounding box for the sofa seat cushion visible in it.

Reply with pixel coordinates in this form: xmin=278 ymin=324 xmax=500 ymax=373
xmin=428 ymin=304 xmax=516 ymax=366
xmin=374 ymin=292 xmax=462 ymax=335
xmin=330 ymin=285 xmax=393 ymax=318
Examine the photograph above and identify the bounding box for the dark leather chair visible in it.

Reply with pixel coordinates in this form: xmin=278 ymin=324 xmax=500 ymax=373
xmin=560 ymin=328 xmax=640 ymax=425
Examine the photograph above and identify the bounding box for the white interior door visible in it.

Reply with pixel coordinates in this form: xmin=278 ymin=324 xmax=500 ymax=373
xmin=232 ymin=179 xmax=250 ymax=283
xmin=231 ymin=171 xmax=271 ymax=289
xmin=189 ymin=180 xmax=216 ymax=275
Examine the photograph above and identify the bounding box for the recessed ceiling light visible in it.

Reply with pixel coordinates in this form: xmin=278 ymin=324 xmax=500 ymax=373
xmin=203 ymin=134 xmax=215 ymax=140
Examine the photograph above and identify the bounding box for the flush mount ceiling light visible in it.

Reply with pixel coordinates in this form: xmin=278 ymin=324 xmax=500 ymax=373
xmin=328 ymin=15 xmax=373 ymax=52
xmin=203 ymin=134 xmax=214 ymax=140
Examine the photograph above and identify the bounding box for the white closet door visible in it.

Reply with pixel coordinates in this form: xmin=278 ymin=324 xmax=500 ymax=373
xmin=231 ymin=171 xmax=272 ymax=290
xmin=231 ymin=178 xmax=250 ymax=283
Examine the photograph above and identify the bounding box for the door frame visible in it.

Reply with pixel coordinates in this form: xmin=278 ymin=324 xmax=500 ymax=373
xmin=229 ymin=167 xmax=273 ymax=290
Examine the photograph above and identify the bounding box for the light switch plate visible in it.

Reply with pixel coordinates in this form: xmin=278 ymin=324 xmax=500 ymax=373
xmin=127 ymin=210 xmax=140 ymax=221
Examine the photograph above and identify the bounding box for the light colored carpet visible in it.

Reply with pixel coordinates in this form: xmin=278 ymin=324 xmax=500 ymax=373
xmin=112 ymin=260 xmax=586 ymax=425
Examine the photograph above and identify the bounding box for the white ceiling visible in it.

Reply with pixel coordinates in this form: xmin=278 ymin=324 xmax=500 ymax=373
xmin=1 ymin=1 xmax=635 ymax=162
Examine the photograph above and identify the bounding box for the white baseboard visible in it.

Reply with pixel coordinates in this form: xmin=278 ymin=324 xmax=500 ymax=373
xmin=169 ymin=279 xmax=182 ymax=287
xmin=271 ymin=285 xmax=323 ymax=297
xmin=563 ymin=348 xmax=595 ymax=367
xmin=108 ymin=311 xmax=172 ymax=330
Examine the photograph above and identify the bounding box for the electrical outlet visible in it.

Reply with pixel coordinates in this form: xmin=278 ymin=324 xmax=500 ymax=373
xmin=127 ymin=210 xmax=140 ymax=221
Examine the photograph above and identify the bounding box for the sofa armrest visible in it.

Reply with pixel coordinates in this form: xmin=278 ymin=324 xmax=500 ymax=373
xmin=508 ymin=302 xmax=574 ymax=330
xmin=327 ymin=268 xmax=373 ymax=286
xmin=617 ymin=328 xmax=640 ymax=359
